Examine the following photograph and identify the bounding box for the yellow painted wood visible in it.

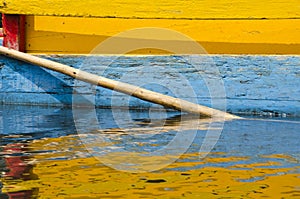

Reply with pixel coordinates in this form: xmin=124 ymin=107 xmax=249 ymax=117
xmin=1 ymin=0 xmax=300 ymax=19
xmin=26 ymin=16 xmax=300 ymax=54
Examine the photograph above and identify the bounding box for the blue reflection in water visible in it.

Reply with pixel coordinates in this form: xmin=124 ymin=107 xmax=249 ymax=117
xmin=0 ymin=105 xmax=299 ymax=165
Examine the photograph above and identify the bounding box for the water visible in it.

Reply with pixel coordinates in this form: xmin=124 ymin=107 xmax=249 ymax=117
xmin=0 ymin=105 xmax=300 ymax=198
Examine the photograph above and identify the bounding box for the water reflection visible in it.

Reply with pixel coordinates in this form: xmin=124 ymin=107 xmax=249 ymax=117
xmin=1 ymin=143 xmax=38 ymax=198
xmin=0 ymin=105 xmax=76 ymax=144
xmin=0 ymin=105 xmax=77 ymax=198
xmin=74 ymin=107 xmax=227 ymax=172
xmin=0 ymin=105 xmax=299 ymax=198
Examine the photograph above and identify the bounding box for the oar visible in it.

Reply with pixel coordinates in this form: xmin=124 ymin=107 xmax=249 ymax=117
xmin=0 ymin=46 xmax=240 ymax=119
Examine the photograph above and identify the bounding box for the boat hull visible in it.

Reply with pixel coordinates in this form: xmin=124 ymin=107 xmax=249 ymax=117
xmin=24 ymin=16 xmax=300 ymax=54
xmin=1 ymin=0 xmax=300 ymax=54
xmin=0 ymin=55 xmax=299 ymax=116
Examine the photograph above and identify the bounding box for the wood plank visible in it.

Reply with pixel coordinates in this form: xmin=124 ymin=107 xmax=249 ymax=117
xmin=1 ymin=54 xmax=300 ymax=116
xmin=2 ymin=14 xmax=26 ymax=51
xmin=0 ymin=46 xmax=240 ymax=119
xmin=1 ymin=0 xmax=300 ymax=19
xmin=25 ymin=16 xmax=300 ymax=54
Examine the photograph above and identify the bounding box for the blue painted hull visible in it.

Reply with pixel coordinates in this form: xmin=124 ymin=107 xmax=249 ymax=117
xmin=0 ymin=55 xmax=299 ymax=116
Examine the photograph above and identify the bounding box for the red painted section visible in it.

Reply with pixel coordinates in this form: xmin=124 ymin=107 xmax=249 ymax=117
xmin=2 ymin=14 xmax=26 ymax=52
xmin=19 ymin=15 xmax=26 ymax=52
xmin=2 ymin=14 xmax=19 ymax=50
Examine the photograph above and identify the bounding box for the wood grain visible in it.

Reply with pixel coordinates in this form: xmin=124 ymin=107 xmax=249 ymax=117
xmin=25 ymin=16 xmax=300 ymax=54
xmin=1 ymin=0 xmax=299 ymax=19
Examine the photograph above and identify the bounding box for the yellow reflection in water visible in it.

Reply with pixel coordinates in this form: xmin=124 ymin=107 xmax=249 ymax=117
xmin=2 ymin=135 xmax=300 ymax=198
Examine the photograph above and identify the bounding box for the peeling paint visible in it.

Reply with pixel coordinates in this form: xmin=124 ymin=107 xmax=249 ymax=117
xmin=0 ymin=55 xmax=299 ymax=116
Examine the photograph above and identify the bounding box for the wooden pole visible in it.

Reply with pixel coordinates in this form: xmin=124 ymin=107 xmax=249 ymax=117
xmin=0 ymin=46 xmax=240 ymax=119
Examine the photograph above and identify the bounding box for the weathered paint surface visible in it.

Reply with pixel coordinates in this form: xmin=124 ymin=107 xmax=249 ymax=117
xmin=0 ymin=0 xmax=299 ymax=19
xmin=25 ymin=16 xmax=300 ymax=54
xmin=1 ymin=1 xmax=300 ymax=54
xmin=2 ymin=14 xmax=25 ymax=51
xmin=0 ymin=55 xmax=299 ymax=116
